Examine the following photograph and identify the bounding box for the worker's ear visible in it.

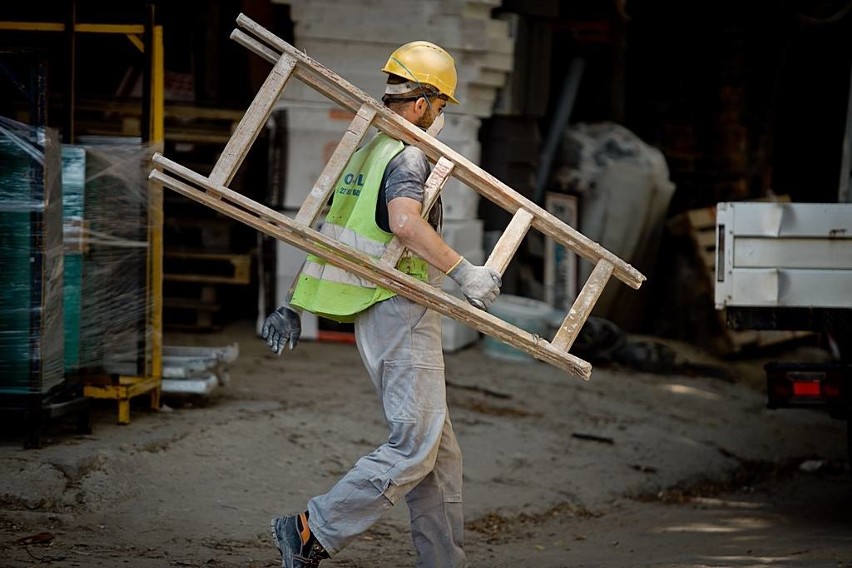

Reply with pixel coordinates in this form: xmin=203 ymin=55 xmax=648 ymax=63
xmin=414 ymin=97 xmax=429 ymax=116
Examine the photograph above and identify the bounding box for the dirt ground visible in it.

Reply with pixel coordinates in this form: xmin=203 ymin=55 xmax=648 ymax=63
xmin=1 ymin=320 xmax=851 ymax=567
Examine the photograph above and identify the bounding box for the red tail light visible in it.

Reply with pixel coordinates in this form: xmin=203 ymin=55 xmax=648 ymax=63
xmin=765 ymin=363 xmax=850 ymax=408
xmin=821 ymin=381 xmax=843 ymax=400
xmin=792 ymin=380 xmax=821 ymax=397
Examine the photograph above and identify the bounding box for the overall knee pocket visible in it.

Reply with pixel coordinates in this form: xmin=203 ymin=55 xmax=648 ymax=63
xmin=377 ymin=361 xmax=447 ymax=494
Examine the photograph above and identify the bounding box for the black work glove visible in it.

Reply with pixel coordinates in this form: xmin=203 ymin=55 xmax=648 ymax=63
xmin=262 ymin=305 xmax=301 ymax=354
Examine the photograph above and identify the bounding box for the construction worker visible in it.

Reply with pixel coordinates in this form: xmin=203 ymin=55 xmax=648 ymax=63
xmin=262 ymin=40 xmax=501 ymax=568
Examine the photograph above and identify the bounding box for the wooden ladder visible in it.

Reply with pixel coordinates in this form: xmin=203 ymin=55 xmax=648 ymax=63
xmin=149 ymin=13 xmax=646 ymax=381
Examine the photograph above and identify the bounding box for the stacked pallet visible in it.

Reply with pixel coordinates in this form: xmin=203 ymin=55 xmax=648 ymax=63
xmin=163 ymin=249 xmax=253 ymax=331
xmin=75 ymin=100 xmax=244 ymax=147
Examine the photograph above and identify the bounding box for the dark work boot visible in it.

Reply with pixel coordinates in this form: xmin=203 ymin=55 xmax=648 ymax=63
xmin=270 ymin=512 xmax=329 ymax=568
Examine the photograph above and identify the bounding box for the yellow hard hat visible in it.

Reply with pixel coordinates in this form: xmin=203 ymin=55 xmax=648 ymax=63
xmin=382 ymin=41 xmax=460 ymax=105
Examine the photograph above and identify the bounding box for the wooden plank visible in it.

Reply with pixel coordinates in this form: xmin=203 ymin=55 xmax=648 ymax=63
xmin=381 ymin=157 xmax=455 ymax=266
xmin=732 ymin=329 xmax=813 ymax=350
xmin=164 ymin=251 xmax=252 ymax=285
xmin=208 ymin=54 xmax=297 ymax=186
xmin=164 ymin=274 xmax=248 ymax=285
xmin=551 ymin=260 xmax=615 ymax=351
xmin=77 ymin=100 xmax=244 ymax=121
xmin=485 ymin=208 xmax=533 ymax=276
xmin=0 ymin=21 xmax=65 ymax=32
xmin=165 ymin=251 xmax=249 ymax=261
xmin=150 ymin=159 xmax=593 ymax=380
xmin=163 ymin=297 xmax=221 ymax=311
xmin=0 ymin=22 xmax=143 ymax=33
xmin=694 ymin=228 xmax=716 ymax=250
xmin=231 ymin=17 xmax=645 ymax=291
xmin=75 ymin=23 xmax=146 ymax=34
xmin=686 ymin=207 xmax=717 ymax=230
xmin=295 ymin=103 xmax=377 ymax=226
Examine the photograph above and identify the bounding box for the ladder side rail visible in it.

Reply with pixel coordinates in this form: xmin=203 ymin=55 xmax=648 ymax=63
xmin=232 ymin=30 xmax=371 ymax=125
xmin=208 ymin=54 xmax=297 ymax=186
xmin=150 ymin=161 xmax=592 ymax=380
xmin=232 ymin=21 xmax=645 ymax=290
xmin=381 ymin=157 xmax=454 ymax=266
xmin=234 ymin=18 xmax=377 ymax=112
xmin=551 ymin=259 xmax=615 ymax=352
xmin=295 ymin=103 xmax=378 ymax=226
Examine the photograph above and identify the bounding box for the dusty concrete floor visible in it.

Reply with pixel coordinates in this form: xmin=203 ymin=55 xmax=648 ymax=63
xmin=1 ymin=320 xmax=850 ymax=567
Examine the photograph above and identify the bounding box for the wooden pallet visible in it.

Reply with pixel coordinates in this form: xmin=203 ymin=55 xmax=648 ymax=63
xmin=76 ymin=99 xmax=242 ymax=145
xmin=163 ymin=282 xmax=222 ymax=331
xmin=163 ymin=251 xmax=252 ymax=285
xmin=164 ymin=216 xmax=234 ymax=252
xmin=148 ymin=14 xmax=646 ymax=381
xmin=669 ymin=198 xmax=810 ymax=354
xmin=163 ymin=297 xmax=222 ymax=331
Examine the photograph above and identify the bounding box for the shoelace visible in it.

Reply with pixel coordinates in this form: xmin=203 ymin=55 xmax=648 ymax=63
xmin=295 ymin=540 xmax=328 ymax=568
xmin=294 ymin=552 xmax=323 ymax=568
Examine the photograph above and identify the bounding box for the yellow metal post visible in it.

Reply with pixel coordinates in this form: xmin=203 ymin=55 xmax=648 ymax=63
xmin=148 ymin=22 xmax=164 ymax=403
xmin=151 ymin=25 xmax=165 ymax=144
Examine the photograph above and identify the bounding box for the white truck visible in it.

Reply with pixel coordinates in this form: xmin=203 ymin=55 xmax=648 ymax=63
xmin=715 ymin=201 xmax=852 ymax=461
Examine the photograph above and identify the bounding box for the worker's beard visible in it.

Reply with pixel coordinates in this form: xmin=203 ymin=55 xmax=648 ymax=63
xmin=415 ymin=107 xmax=438 ymax=130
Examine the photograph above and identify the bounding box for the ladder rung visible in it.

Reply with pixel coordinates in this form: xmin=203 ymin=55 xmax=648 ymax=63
xmin=485 ymin=209 xmax=534 ymax=276
xmin=551 ymin=259 xmax=614 ymax=351
xmin=381 ymin=157 xmax=455 ymax=266
xmin=295 ymin=104 xmax=378 ymax=227
xmin=232 ymin=27 xmax=278 ymax=63
xmin=208 ymin=54 xmax=296 ymax=187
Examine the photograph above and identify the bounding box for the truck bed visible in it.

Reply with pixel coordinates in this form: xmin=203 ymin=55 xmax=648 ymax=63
xmin=715 ymin=202 xmax=852 ymax=311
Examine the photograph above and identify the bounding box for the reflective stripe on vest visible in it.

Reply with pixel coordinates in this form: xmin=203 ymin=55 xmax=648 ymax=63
xmin=321 ymin=222 xmax=387 ymax=260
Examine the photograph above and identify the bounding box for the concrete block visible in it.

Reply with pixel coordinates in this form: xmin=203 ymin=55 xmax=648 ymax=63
xmin=442 ymin=218 xmax=484 ymax=255
xmin=278 ymin=101 xmax=356 ymax=208
xmin=441 ymin=289 xmax=480 ymax=352
xmin=442 ymin=315 xmax=480 ymax=352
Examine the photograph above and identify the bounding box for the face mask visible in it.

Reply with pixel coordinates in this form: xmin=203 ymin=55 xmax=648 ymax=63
xmin=426 ymin=112 xmax=445 ymax=137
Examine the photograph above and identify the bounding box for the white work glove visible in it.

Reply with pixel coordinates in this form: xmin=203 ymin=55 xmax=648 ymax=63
xmin=448 ymin=258 xmax=501 ymax=310
xmin=262 ymin=305 xmax=301 ymax=354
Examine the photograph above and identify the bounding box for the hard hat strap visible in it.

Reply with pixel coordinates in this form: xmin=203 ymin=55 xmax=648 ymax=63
xmin=384 ymin=81 xmax=421 ymax=95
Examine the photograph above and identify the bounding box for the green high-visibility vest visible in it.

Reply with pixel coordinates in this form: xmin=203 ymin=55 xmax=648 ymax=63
xmin=290 ymin=133 xmax=430 ymax=323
